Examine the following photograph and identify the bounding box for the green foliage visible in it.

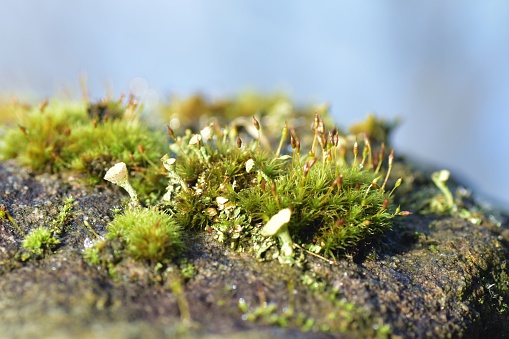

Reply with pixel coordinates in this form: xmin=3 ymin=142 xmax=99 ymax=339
xmin=179 ymin=259 xmax=196 ymax=280
xmin=50 ymin=196 xmax=74 ymax=235
xmin=22 ymin=227 xmax=60 ymax=260
xmin=2 ymin=94 xmax=404 ymax=265
xmin=159 ymin=92 xmax=333 ymax=138
xmin=21 ymin=197 xmax=75 ymax=260
xmin=162 ymin=114 xmax=402 ymax=261
xmin=243 ymin=163 xmax=394 ymax=258
xmin=0 ymin=99 xmax=167 ymax=201
xmin=86 ymin=207 xmax=182 ymax=266
xmin=404 ymin=169 xmax=484 ymax=224
xmin=162 ymin=127 xmax=284 ymax=235
xmin=237 ymin=288 xmax=391 ymax=336
xmin=0 ymin=100 xmax=87 ymax=170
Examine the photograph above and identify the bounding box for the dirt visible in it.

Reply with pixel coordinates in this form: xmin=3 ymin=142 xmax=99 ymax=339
xmin=1 ymin=159 xmax=508 ymax=338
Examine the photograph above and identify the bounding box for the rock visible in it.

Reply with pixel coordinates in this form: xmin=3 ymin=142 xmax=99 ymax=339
xmin=0 ymin=159 xmax=508 ymax=338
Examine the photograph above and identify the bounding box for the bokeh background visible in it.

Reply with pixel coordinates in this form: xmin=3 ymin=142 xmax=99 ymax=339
xmin=1 ymin=1 xmax=508 ymax=209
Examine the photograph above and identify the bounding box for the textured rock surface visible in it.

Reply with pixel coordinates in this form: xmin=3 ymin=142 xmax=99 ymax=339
xmin=1 ymin=159 xmax=508 ymax=338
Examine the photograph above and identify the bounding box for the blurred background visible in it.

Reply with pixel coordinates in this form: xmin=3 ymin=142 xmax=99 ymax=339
xmin=0 ymin=1 xmax=508 ymax=209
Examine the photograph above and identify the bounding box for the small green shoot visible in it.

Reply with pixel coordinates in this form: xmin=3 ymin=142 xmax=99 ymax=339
xmin=0 ymin=205 xmax=24 ymax=236
xmin=427 ymin=169 xmax=483 ymax=224
xmin=85 ymin=207 xmax=182 ymax=267
xmin=430 ymin=170 xmax=456 ymax=213
xmin=22 ymin=227 xmax=60 ymax=260
xmin=21 ymin=197 xmax=74 ymax=260
xmin=50 ymin=196 xmax=74 ymax=235
xmin=166 ymin=271 xmax=192 ymax=327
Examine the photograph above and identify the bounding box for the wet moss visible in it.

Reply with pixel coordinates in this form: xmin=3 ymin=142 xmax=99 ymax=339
xmin=21 ymin=196 xmax=74 ymax=261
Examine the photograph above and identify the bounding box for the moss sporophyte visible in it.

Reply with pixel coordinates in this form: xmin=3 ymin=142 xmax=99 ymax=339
xmin=160 ymin=112 xmax=408 ymax=263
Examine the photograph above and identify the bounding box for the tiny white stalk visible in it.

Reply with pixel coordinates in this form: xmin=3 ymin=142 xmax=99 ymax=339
xmin=104 ymin=162 xmax=139 ymax=208
xmin=261 ymin=208 xmax=294 ymax=257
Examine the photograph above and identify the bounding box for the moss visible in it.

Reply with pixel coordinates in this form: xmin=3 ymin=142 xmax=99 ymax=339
xmin=1 ymin=94 xmax=508 ymax=337
xmin=158 ymin=92 xmax=334 ymax=151
xmin=22 ymin=227 xmax=60 ymax=260
xmin=162 ymin=113 xmax=403 ymax=261
xmin=236 ymin=282 xmax=392 ymax=337
xmin=348 ymin=113 xmax=397 ymax=145
xmin=2 ymin=95 xmax=403 ymax=265
xmin=179 ymin=259 xmax=196 ymax=280
xmin=20 ymin=197 xmax=75 ymax=261
xmin=0 ymin=98 xmax=167 ymax=202
xmin=50 ymin=196 xmax=74 ymax=235
xmin=85 ymin=207 xmax=182 ymax=267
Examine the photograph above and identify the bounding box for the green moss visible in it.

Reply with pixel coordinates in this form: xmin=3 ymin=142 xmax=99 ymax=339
xmin=162 ymin=114 xmax=402 ymax=261
xmin=237 ymin=287 xmax=392 ymax=337
xmin=0 ymin=99 xmax=167 ymax=202
xmin=179 ymin=259 xmax=196 ymax=280
xmin=241 ymin=160 xmax=395 ymax=259
xmin=20 ymin=197 xmax=75 ymax=261
xmin=22 ymin=227 xmax=60 ymax=260
xmin=50 ymin=196 xmax=74 ymax=235
xmin=348 ymin=113 xmax=397 ymax=145
xmin=2 ymin=95 xmax=402 ymax=264
xmin=85 ymin=207 xmax=182 ymax=266
xmin=159 ymin=92 xmax=333 ymax=141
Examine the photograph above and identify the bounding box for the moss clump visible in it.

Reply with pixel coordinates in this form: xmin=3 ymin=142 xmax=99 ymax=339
xmin=2 ymin=94 xmax=403 ymax=264
xmin=0 ymin=98 xmax=167 ymax=201
xmin=22 ymin=227 xmax=60 ymax=260
xmin=159 ymin=92 xmax=335 ymax=150
xmin=21 ymin=197 xmax=74 ymax=260
xmin=244 ymin=161 xmax=395 ymax=259
xmin=85 ymin=207 xmax=182 ymax=266
xmin=162 ymin=114 xmax=403 ymax=261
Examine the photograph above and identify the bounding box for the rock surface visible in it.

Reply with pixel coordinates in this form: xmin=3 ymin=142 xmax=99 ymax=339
xmin=1 ymin=159 xmax=508 ymax=338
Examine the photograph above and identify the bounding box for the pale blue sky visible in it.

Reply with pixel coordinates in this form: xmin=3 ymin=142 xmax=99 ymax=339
xmin=1 ymin=1 xmax=508 ymax=208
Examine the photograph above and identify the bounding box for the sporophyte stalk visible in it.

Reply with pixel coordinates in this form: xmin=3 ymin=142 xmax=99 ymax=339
xmin=160 ymin=113 xmax=408 ymax=262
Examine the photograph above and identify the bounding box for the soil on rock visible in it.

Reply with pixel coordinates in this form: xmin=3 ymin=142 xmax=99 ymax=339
xmin=1 ymin=159 xmax=508 ymax=338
